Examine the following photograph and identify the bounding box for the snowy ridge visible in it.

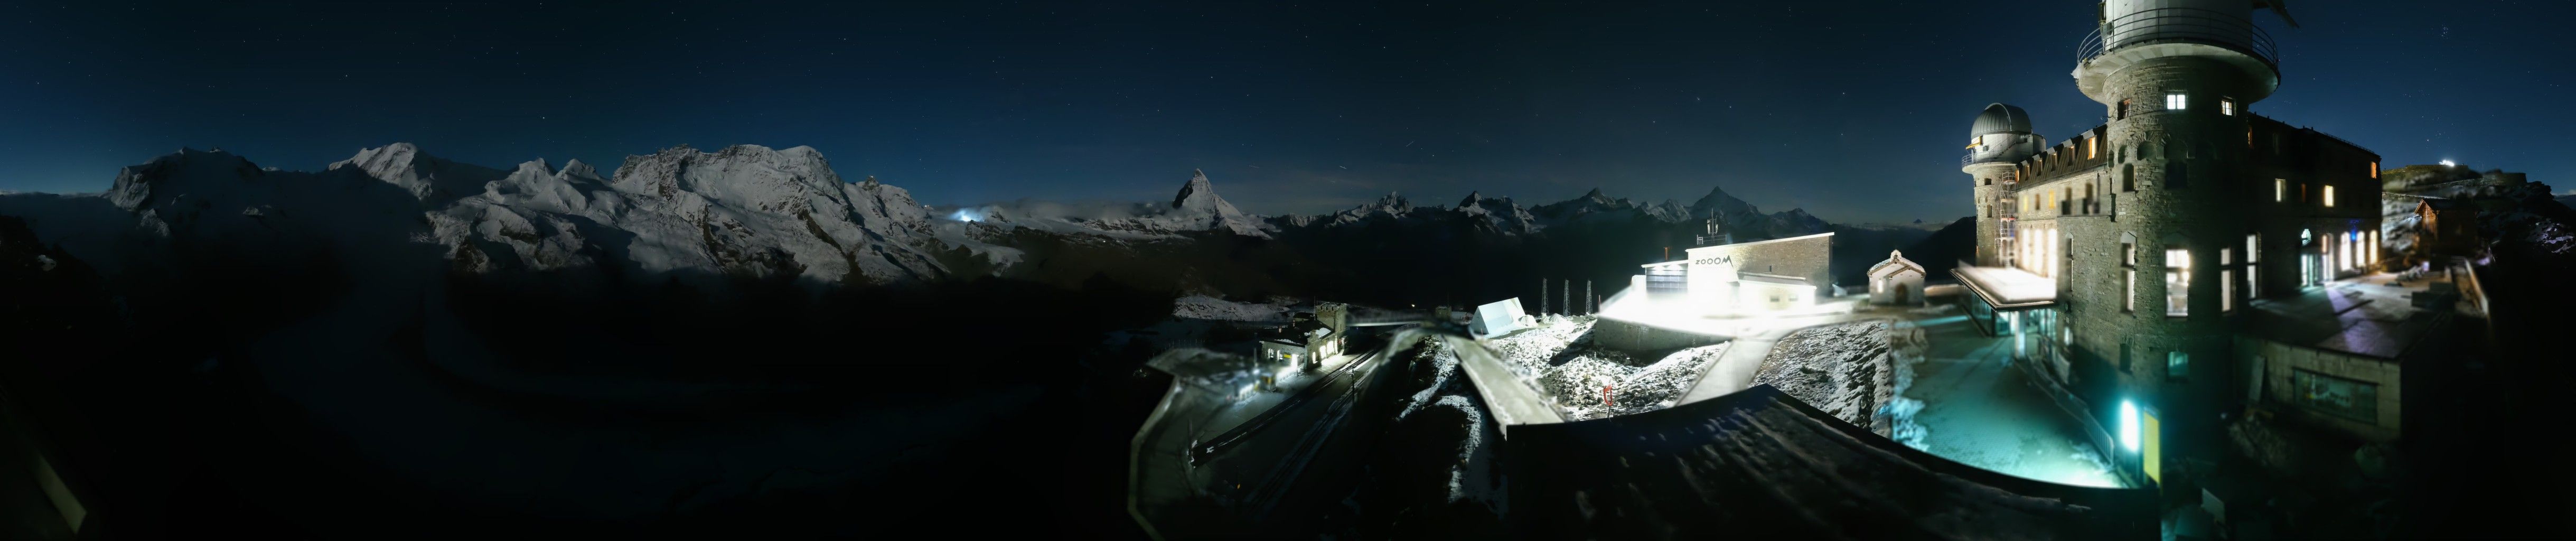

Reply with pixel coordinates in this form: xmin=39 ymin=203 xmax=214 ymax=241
xmin=327 ymin=142 xmax=509 ymax=204
xmin=1266 ymin=184 xmax=1831 ymax=240
xmin=942 ymin=169 xmax=1272 ymax=240
xmin=423 ymin=144 xmax=951 ymax=284
xmin=11 ymin=143 xmax=963 ymax=286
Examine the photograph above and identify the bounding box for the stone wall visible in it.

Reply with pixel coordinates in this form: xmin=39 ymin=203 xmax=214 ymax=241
xmin=1686 ymin=232 xmax=1833 ymax=295
xmin=1966 ymin=163 xmax=2017 ymax=266
xmin=2243 ymin=338 xmax=2402 ymax=442
xmin=1592 ymin=314 xmax=1729 ymax=352
xmin=2054 ymin=54 xmax=2265 ymax=446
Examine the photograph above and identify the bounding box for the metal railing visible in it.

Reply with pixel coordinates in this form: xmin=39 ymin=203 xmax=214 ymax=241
xmin=2079 ymin=7 xmax=2278 ymax=67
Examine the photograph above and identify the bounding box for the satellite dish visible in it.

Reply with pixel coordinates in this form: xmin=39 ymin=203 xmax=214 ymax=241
xmin=2254 ymin=0 xmax=2300 ymax=28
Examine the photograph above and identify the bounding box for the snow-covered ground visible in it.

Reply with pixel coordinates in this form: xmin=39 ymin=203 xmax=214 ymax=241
xmin=1753 ymin=321 xmax=1897 ymax=430
xmin=1483 ymin=315 xmax=1728 ymax=421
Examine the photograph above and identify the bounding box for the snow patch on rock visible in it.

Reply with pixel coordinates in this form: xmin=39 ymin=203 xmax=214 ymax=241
xmin=1485 ymin=316 xmax=1728 ymax=421
xmin=1754 ymin=320 xmax=1896 ymax=428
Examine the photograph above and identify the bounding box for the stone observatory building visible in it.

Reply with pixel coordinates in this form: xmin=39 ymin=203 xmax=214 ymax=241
xmin=1950 ymin=0 xmax=2442 ymax=492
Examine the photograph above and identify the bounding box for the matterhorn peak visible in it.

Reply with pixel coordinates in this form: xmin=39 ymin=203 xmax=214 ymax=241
xmin=1172 ymin=169 xmax=1220 ymax=209
xmin=1162 ymin=169 xmax=1266 ymax=237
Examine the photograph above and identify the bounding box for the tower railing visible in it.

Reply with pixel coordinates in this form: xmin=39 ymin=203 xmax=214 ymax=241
xmin=2078 ymin=7 xmax=2278 ymax=68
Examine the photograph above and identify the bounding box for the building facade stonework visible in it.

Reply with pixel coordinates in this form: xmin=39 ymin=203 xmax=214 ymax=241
xmin=1960 ymin=0 xmax=2399 ymax=479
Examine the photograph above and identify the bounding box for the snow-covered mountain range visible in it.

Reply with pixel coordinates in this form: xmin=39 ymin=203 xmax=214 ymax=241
xmin=0 ymin=143 xmax=1854 ymax=291
xmin=1264 ymin=185 xmax=1831 ymax=241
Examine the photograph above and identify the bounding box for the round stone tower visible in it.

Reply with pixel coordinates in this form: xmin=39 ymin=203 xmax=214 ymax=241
xmin=1963 ymin=103 xmax=2043 ymax=267
xmin=2069 ymin=0 xmax=2283 ymax=463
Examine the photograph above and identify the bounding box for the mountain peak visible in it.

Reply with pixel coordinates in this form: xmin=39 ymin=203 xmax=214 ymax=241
xmin=1173 ymin=169 xmax=1220 ymax=209
xmin=1165 ymin=169 xmax=1266 ymax=237
xmin=327 ymin=143 xmax=506 ymax=204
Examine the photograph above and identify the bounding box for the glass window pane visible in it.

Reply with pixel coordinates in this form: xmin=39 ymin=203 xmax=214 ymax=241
xmin=2291 ymin=369 xmax=2380 ymax=423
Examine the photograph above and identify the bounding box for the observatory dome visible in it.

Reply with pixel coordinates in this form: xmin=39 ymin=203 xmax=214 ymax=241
xmin=1970 ymin=103 xmax=2034 ymax=136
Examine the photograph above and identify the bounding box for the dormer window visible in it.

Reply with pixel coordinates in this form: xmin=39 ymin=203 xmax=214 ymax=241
xmin=2165 ymin=92 xmax=2187 ymax=111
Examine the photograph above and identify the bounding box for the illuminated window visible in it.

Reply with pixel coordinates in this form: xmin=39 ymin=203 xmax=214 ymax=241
xmin=2168 ymin=351 xmax=2189 ymax=380
xmin=2274 ymin=179 xmax=2285 ymax=202
xmin=2246 ymin=234 xmax=2260 ymax=299
xmin=2220 ymin=98 xmax=2235 ymax=116
xmin=2166 ymin=247 xmax=2190 ymax=317
xmin=2370 ymin=161 xmax=2379 ymax=179
xmin=2324 ymin=185 xmax=2337 ymax=207
xmin=2087 ymin=137 xmax=2098 ymax=159
xmin=2346 ymin=231 xmax=2360 ymax=272
xmin=2165 ymin=92 xmax=2187 ymax=110
xmin=2221 ymin=248 xmax=2234 ymax=312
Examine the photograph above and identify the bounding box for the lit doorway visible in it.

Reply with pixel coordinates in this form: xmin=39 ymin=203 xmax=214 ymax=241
xmin=2299 ymin=229 xmax=2319 ymax=287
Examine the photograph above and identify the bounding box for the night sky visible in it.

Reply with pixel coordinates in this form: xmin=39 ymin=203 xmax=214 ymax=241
xmin=2 ymin=1 xmax=2567 ymax=223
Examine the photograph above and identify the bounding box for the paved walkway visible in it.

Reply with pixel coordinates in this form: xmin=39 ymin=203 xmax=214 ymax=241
xmin=1904 ymin=313 xmax=2124 ymax=488
xmin=1442 ymin=333 xmax=1568 ymax=435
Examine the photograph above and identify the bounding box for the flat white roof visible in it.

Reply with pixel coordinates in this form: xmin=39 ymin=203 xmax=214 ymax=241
xmin=1689 ymin=231 xmax=1835 ymax=250
xmin=1952 ymin=265 xmax=2057 ymax=309
xmin=1641 ymin=231 xmax=1838 ymax=268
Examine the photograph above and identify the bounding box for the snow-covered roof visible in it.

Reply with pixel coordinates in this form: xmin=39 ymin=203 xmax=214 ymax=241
xmin=1868 ymin=249 xmax=1924 ymax=277
xmin=1503 ymin=385 xmax=2158 ymax=538
xmin=1952 ymin=265 xmax=2057 ymax=309
xmin=1700 ymin=231 xmax=1835 ymax=249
